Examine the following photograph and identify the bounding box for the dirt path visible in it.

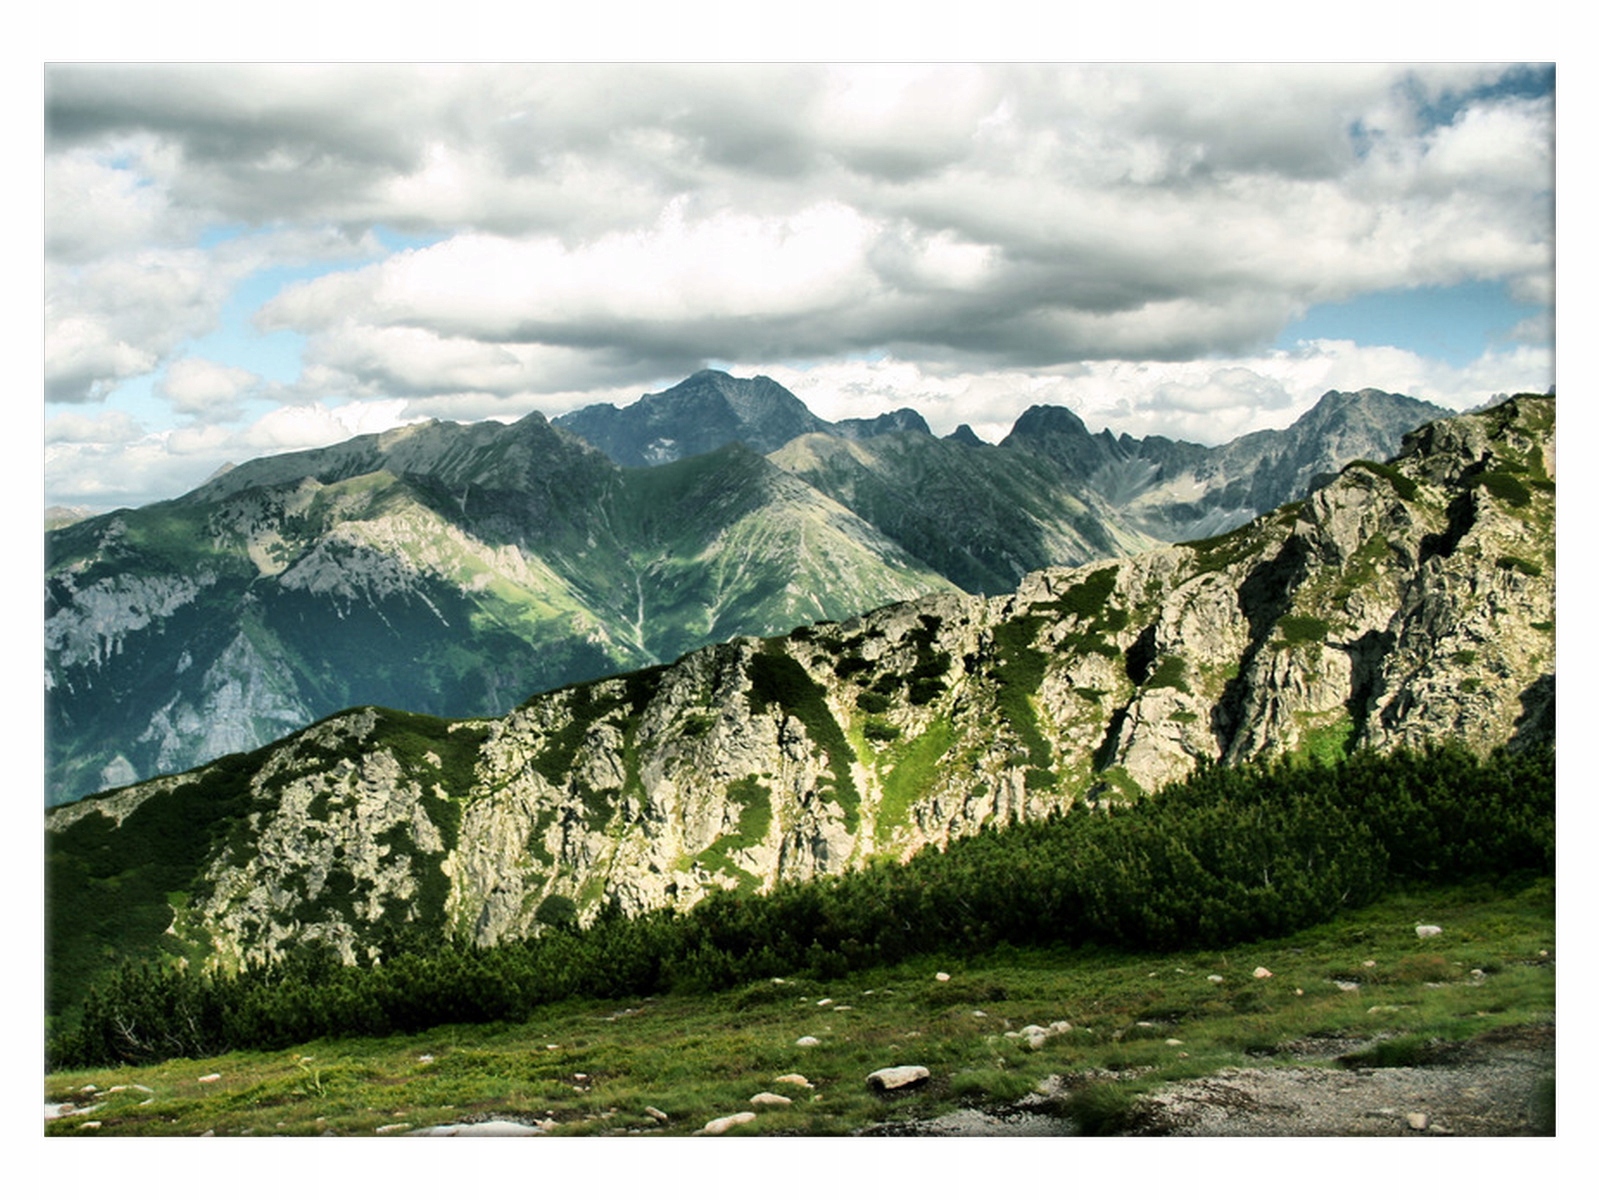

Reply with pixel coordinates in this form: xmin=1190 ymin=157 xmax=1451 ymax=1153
xmin=863 ymin=1024 xmax=1555 ymax=1137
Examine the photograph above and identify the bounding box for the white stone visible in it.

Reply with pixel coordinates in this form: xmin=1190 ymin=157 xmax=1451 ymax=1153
xmin=702 ymin=1112 xmax=757 ymax=1134
xmin=1207 ymin=974 xmax=1224 ymax=983
xmin=935 ymin=972 xmax=951 ymax=982
xmin=773 ymin=1074 xmax=813 ymax=1089
xmin=796 ymin=1036 xmax=820 ymax=1047
xmin=645 ymin=1106 xmax=670 ymax=1123
xmin=868 ymin=1065 xmax=931 ymax=1092
xmin=410 ymin=1119 xmax=545 ymax=1136
xmin=1406 ymin=1112 xmax=1429 ymax=1130
xmin=1416 ymin=925 xmax=1442 ymax=938
xmin=198 ymin=1073 xmax=222 ymax=1083
xmin=1252 ymin=966 xmax=1272 ymax=978
xmin=750 ymin=1092 xmax=792 ymax=1107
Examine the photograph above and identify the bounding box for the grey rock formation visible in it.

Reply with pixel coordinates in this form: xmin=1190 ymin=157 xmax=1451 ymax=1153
xmin=46 ymin=397 xmax=1554 ymax=988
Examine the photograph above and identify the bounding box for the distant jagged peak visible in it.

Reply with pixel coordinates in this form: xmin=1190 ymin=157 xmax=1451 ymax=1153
xmin=945 ymin=423 xmax=986 ymax=447
xmin=833 ymin=409 xmax=933 ymax=440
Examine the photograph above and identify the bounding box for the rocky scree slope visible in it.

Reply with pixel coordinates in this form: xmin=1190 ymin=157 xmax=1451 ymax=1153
xmin=46 ymin=397 xmax=1554 ymax=994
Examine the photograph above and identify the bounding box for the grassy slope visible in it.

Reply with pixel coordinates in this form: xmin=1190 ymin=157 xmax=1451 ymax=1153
xmin=44 ymin=879 xmax=1553 ymax=1137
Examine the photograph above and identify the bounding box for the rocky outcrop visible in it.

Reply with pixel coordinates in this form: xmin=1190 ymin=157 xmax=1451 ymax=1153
xmin=46 ymin=397 xmax=1554 ymax=982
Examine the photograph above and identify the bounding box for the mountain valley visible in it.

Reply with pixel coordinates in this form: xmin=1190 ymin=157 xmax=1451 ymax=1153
xmin=46 ymin=395 xmax=1555 ymax=1012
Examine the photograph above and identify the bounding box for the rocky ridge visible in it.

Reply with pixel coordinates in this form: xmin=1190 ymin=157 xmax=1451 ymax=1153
xmin=45 ymin=373 xmax=1443 ymax=806
xmin=45 ymin=396 xmax=1554 ymax=986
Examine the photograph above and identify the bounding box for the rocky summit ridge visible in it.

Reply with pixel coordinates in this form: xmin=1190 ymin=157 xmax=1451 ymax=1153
xmin=46 ymin=396 xmax=1554 ymax=995
xmin=44 ymin=371 xmax=1444 ymax=806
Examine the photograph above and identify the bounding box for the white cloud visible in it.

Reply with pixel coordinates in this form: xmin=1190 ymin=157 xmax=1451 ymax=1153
xmin=158 ymin=357 xmax=260 ymax=419
xmin=41 ymin=63 xmax=1558 ymax=506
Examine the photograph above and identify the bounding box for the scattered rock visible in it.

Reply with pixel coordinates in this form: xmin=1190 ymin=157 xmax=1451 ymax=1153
xmin=375 ymin=1123 xmax=411 ymax=1134
xmin=197 ymin=1074 xmax=222 ymax=1083
xmin=1253 ymin=967 xmax=1273 ymax=979
xmin=1416 ymin=925 xmax=1443 ymax=938
xmin=1336 ymin=980 xmax=1360 ymax=991
xmin=1406 ymin=1111 xmax=1430 ymax=1130
xmin=935 ymin=972 xmax=951 ymax=982
xmin=868 ymin=1065 xmax=931 ymax=1093
xmin=417 ymin=1054 xmax=434 ymax=1063
xmin=81 ymin=1121 xmax=102 ymax=1130
xmin=971 ymin=1010 xmax=988 ymax=1018
xmin=645 ymin=1106 xmax=670 ymax=1123
xmin=1165 ymin=1038 xmax=1184 ymax=1046
xmin=796 ymin=1036 xmax=821 ymax=1047
xmin=1363 ymin=960 xmax=1377 ymax=968
xmin=1207 ymin=975 xmax=1224 ymax=983
xmin=817 ymin=998 xmax=833 ymax=1006
xmin=773 ymin=1074 xmax=813 ymax=1089
xmin=702 ymin=1112 xmax=757 ymax=1135
xmin=750 ymin=1092 xmax=792 ymax=1107
xmin=1050 ymin=1021 xmax=1073 ymax=1033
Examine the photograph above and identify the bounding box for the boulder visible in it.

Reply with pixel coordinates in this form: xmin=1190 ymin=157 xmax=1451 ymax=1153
xmin=1416 ymin=925 xmax=1442 ymax=938
xmin=795 ymin=1036 xmax=821 ymax=1047
xmin=773 ymin=1074 xmax=813 ymax=1089
xmin=867 ymin=1065 xmax=931 ymax=1092
xmin=1252 ymin=967 xmax=1273 ymax=978
xmin=750 ymin=1092 xmax=792 ymax=1107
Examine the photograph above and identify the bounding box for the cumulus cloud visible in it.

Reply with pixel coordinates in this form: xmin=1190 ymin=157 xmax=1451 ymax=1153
xmin=42 ymin=62 xmax=1556 ymax=506
xmin=157 ymin=357 xmax=260 ymax=420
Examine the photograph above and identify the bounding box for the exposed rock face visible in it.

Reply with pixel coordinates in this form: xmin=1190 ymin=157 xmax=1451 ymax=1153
xmin=46 ymin=397 xmax=1554 ymax=987
xmin=45 ymin=374 xmax=1435 ymax=807
xmin=1002 ymin=388 xmax=1451 ymax=542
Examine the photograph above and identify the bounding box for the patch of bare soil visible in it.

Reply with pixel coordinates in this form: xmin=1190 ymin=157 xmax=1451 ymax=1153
xmin=863 ymin=1023 xmax=1554 ymax=1137
xmin=1122 ymin=1023 xmax=1555 ymax=1136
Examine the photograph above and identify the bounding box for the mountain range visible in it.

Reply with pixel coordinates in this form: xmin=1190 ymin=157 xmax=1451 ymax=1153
xmin=46 ymin=370 xmax=1446 ymax=806
xmin=45 ymin=394 xmax=1554 ymax=1012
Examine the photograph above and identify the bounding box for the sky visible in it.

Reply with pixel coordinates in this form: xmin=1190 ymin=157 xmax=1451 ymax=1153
xmin=35 ymin=38 xmax=1569 ymax=519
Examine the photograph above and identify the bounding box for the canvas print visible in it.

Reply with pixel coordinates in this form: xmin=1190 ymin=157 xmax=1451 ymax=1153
xmin=44 ymin=63 xmax=1555 ymax=1137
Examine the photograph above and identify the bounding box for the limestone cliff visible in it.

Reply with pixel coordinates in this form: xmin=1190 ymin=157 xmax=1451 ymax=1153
xmin=46 ymin=397 xmax=1554 ymax=984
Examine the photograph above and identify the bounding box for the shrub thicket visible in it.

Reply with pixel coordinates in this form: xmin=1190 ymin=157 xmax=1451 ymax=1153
xmin=48 ymin=742 xmax=1553 ymax=1069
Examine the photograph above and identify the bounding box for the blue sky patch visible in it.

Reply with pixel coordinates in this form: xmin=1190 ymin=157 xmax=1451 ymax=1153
xmin=1277 ymin=280 xmax=1548 ymax=367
